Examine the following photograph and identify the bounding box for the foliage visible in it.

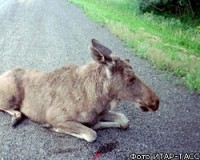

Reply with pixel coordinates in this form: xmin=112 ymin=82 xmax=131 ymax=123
xmin=137 ymin=0 xmax=200 ymax=18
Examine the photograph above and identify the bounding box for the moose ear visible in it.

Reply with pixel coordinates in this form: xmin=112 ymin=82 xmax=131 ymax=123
xmin=90 ymin=47 xmax=105 ymax=63
xmin=90 ymin=39 xmax=114 ymax=67
xmin=91 ymin=39 xmax=112 ymax=56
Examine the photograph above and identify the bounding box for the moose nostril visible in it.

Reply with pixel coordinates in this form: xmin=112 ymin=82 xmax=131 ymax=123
xmin=151 ymin=105 xmax=158 ymax=111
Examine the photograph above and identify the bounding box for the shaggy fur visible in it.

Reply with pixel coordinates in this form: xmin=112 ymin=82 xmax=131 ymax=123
xmin=0 ymin=39 xmax=159 ymax=142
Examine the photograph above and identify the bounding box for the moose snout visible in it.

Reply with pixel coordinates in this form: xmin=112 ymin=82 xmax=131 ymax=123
xmin=140 ymin=97 xmax=159 ymax=112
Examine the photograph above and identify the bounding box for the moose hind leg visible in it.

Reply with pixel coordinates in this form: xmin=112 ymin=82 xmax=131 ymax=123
xmin=50 ymin=121 xmax=97 ymax=142
xmin=0 ymin=109 xmax=23 ymax=127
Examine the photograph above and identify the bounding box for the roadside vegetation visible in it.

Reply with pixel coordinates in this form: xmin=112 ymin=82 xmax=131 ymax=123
xmin=69 ymin=0 xmax=200 ymax=93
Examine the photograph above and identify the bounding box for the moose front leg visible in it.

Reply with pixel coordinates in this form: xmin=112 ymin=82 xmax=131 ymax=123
xmin=92 ymin=111 xmax=129 ymax=129
xmin=49 ymin=121 xmax=97 ymax=142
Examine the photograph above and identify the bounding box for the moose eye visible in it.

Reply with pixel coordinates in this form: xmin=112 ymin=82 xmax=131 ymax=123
xmin=129 ymin=77 xmax=135 ymax=83
xmin=124 ymin=69 xmax=136 ymax=84
xmin=126 ymin=74 xmax=136 ymax=84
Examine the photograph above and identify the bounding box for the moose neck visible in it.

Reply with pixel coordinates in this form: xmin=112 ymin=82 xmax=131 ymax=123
xmin=47 ymin=62 xmax=118 ymax=107
xmin=77 ymin=62 xmax=116 ymax=102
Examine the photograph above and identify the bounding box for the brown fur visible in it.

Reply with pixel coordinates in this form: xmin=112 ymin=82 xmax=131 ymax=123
xmin=0 ymin=39 xmax=159 ymax=142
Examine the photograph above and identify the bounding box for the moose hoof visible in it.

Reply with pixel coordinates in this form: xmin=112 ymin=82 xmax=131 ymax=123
xmin=83 ymin=131 xmax=97 ymax=143
xmin=11 ymin=117 xmax=19 ymax=128
xmin=118 ymin=113 xmax=129 ymax=129
xmin=121 ymin=123 xmax=129 ymax=130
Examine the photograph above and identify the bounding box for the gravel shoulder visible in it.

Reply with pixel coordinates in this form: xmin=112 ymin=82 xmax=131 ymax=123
xmin=0 ymin=0 xmax=199 ymax=159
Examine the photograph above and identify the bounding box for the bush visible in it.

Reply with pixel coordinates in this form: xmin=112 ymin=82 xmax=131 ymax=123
xmin=137 ymin=0 xmax=200 ymax=18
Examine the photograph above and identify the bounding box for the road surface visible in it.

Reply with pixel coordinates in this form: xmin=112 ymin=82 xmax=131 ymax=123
xmin=0 ymin=0 xmax=200 ymax=159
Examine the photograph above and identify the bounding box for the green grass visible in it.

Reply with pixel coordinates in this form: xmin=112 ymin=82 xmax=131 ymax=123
xmin=69 ymin=0 xmax=200 ymax=93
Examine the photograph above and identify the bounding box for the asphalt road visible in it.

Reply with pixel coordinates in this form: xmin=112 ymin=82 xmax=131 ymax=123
xmin=0 ymin=0 xmax=200 ymax=159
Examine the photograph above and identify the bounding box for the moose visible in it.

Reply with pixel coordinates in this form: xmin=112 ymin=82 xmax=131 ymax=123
xmin=0 ymin=39 xmax=159 ymax=142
